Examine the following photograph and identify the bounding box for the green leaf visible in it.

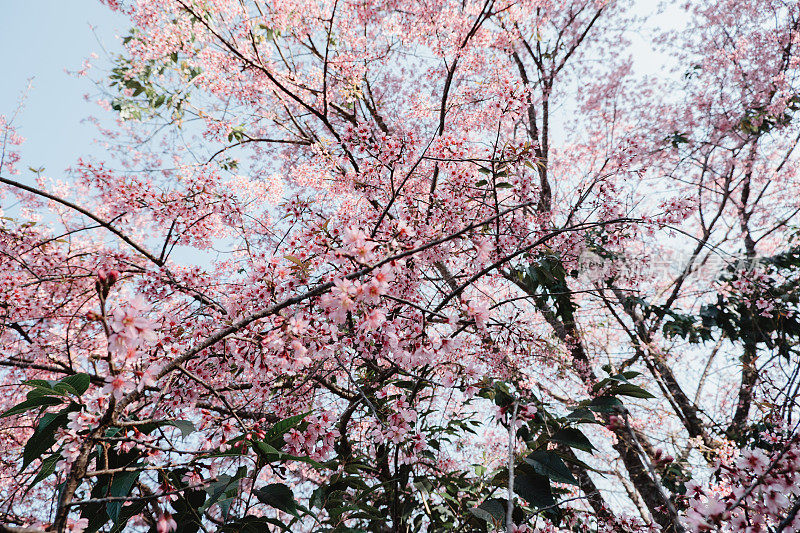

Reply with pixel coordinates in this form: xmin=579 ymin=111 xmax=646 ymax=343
xmin=560 ymin=451 xmax=596 ymax=473
xmin=52 ymin=383 xmax=82 ymax=397
xmin=309 ymin=484 xmax=332 ymax=509
xmin=203 ymin=475 xmax=236 ymax=513
xmin=165 ymin=470 xmax=207 ymax=532
xmin=59 ymin=373 xmax=91 ymax=396
xmin=23 ymin=405 xmax=77 ymax=470
xmin=609 ymin=383 xmax=656 ymax=399
xmin=492 ymin=383 xmax=515 ymax=408
xmin=515 ymin=470 xmax=555 ymax=508
xmin=525 ymin=451 xmax=578 ymax=485
xmin=586 ymin=396 xmax=624 ymax=413
xmin=2 ymin=396 xmax=64 ymax=418
xmin=135 ymin=419 xmax=195 ymax=438
xmin=220 ymin=515 xmax=291 ymax=532
xmin=251 ymin=440 xmax=323 ymax=468
xmin=201 ymin=467 xmax=247 ymax=514
xmin=591 ymin=378 xmax=613 ymax=393
xmin=261 ymin=411 xmax=310 ymax=449
xmin=469 ymin=498 xmax=505 ymax=526
xmin=166 ymin=419 xmax=196 ymax=438
xmin=109 ymin=500 xmax=147 ymax=533
xmin=106 ymin=468 xmax=142 ymax=522
xmin=254 ymin=483 xmax=299 ymax=517
xmin=550 ymin=427 xmax=595 ymax=452
xmin=26 ymin=386 xmax=59 ymax=400
xmin=23 ymin=379 xmax=54 ymax=389
xmin=28 ymin=452 xmax=60 ymax=489
xmin=566 ymin=407 xmax=596 ymax=422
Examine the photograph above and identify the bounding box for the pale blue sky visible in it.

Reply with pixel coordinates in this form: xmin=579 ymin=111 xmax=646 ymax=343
xmin=0 ymin=2 xmax=685 ymax=271
xmin=1 ymin=1 xmax=127 ymax=177
xmin=1 ymin=1 xmax=679 ymax=180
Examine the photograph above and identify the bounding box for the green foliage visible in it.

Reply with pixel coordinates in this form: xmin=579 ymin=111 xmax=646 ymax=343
xmin=135 ymin=418 xmax=196 ymax=437
xmin=0 ymin=396 xmax=65 ymax=418
xmin=469 ymin=498 xmax=525 ymax=530
xmin=476 ymin=160 xmax=514 ymax=191
xmin=81 ymin=440 xmax=147 ymax=532
xmin=661 ymin=461 xmax=692 ymax=497
xmin=660 ymin=309 xmax=714 ymax=343
xmin=656 ymin=244 xmax=800 ymax=358
xmin=254 ymin=483 xmax=299 ymax=517
xmin=22 ymin=405 xmax=79 ymax=471
xmin=512 ymin=251 xmax=577 ymax=323
xmin=591 ymin=370 xmax=654 ymax=398
xmin=109 ymin=40 xmax=199 ymax=122
xmin=464 ymin=374 xmax=653 ymax=531
xmin=2 ymin=373 xmax=91 ymax=419
xmin=737 ymin=95 xmax=800 ymax=135
xmin=669 ymin=131 xmax=691 ymax=148
xmin=261 ymin=411 xmax=311 ymax=448
xmin=550 ymin=427 xmax=595 ymax=452
xmin=524 ymin=452 xmax=578 ymax=486
xmin=10 ymin=398 xmax=325 ymax=533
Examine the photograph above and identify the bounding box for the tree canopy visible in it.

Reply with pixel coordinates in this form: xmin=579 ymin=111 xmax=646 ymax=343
xmin=2 ymin=0 xmax=800 ymax=532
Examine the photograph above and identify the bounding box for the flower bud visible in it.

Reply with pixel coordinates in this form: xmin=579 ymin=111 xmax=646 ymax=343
xmin=106 ymin=269 xmax=120 ymax=285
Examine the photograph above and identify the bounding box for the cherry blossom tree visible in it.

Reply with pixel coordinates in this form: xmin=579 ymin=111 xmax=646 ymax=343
xmin=1 ymin=0 xmax=800 ymax=532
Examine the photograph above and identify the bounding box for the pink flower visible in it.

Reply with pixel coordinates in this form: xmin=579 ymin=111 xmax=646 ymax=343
xmin=474 ymin=238 xmax=493 ymax=263
xmin=342 ymin=227 xmax=368 ymax=249
xmin=764 ymin=489 xmax=789 ymax=515
xmin=291 ymin=338 xmax=308 ymax=358
xmin=66 ymin=517 xmax=89 ymax=533
xmin=136 ymin=364 xmax=159 ymax=391
xmin=395 ymin=219 xmax=415 ymax=239
xmin=695 ymin=495 xmax=728 ymax=523
xmin=285 ymin=428 xmax=306 ymax=449
xmin=363 ymin=309 xmax=386 ymax=330
xmin=465 ymin=300 xmax=489 ymax=329
xmin=108 ymin=296 xmax=158 ymax=356
xmin=288 ymin=316 xmax=310 ymax=334
xmin=331 ymin=278 xmax=356 ymax=311
xmin=102 ymin=374 xmax=133 ymax=400
xmin=364 ymin=280 xmax=386 ymax=303
xmin=221 ymin=419 xmax=237 ymax=440
xmin=684 ymin=480 xmax=705 ymax=498
xmin=342 ymin=227 xmax=376 ymax=261
xmin=60 ymin=439 xmax=83 ymax=464
xmin=411 ymin=432 xmax=427 ymax=452
xmin=373 ymin=265 xmax=394 ymax=285
xmin=156 ymin=512 xmax=177 ymax=533
xmin=182 ymin=470 xmax=203 ymax=485
xmin=97 ymin=268 xmax=120 ymax=286
xmin=685 ymin=507 xmax=712 ymax=532
xmin=67 ymin=411 xmax=99 ymax=433
xmin=755 ymin=297 xmax=775 ymax=318
xmin=737 ymin=448 xmax=769 ymax=475
xmin=519 ymin=404 xmax=538 ymax=420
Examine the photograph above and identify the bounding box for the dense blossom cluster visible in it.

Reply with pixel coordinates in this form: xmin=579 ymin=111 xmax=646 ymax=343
xmin=1 ymin=0 xmax=800 ymax=531
xmin=686 ymin=436 xmax=800 ymax=532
